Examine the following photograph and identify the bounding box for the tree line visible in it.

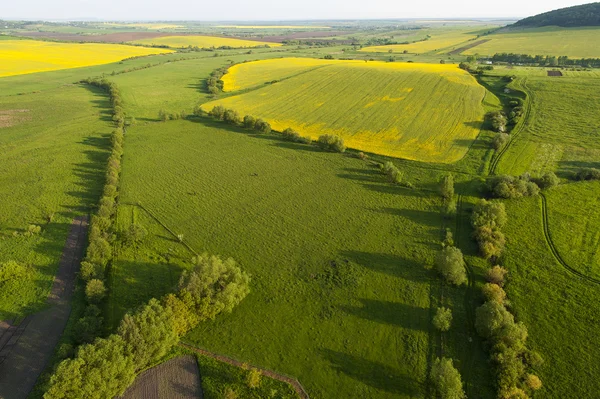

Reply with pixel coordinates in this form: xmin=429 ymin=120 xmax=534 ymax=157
xmin=489 ymin=53 xmax=600 ymax=68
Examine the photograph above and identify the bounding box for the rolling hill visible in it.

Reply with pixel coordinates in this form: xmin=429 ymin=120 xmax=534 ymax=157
xmin=513 ymin=2 xmax=600 ymax=27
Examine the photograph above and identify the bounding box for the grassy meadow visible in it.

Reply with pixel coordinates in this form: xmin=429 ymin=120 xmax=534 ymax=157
xmin=360 ymin=28 xmax=479 ymax=54
xmin=0 ymin=85 xmax=112 ymax=320
xmin=129 ymin=35 xmax=282 ymax=49
xmin=0 ymin=39 xmax=174 ymax=78
xmin=108 ymin=118 xmax=493 ymax=398
xmin=202 ymin=59 xmax=486 ymax=163
xmin=463 ymin=27 xmax=600 ymax=58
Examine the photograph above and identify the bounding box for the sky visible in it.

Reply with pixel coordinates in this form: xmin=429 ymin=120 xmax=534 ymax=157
xmin=2 ymin=0 xmax=592 ymax=21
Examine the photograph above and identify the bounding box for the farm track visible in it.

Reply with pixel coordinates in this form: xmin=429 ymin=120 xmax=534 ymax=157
xmin=489 ymin=78 xmax=532 ymax=175
xmin=180 ymin=343 xmax=310 ymax=399
xmin=0 ymin=216 xmax=88 ymax=399
xmin=540 ymin=193 xmax=600 ymax=285
xmin=447 ymin=39 xmax=491 ymax=55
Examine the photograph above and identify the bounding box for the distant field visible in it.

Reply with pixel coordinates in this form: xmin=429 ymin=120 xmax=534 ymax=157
xmin=0 ymin=85 xmax=111 ymax=320
xmin=360 ymin=29 xmax=478 ymax=54
xmin=129 ymin=35 xmax=282 ymax=48
xmin=546 ymin=181 xmax=600 ymax=279
xmin=202 ymin=58 xmax=486 ymax=163
xmin=493 ymin=70 xmax=600 ymax=176
xmin=0 ymin=39 xmax=173 ymax=78
xmin=216 ymin=25 xmax=331 ymax=29
xmin=463 ymin=27 xmax=600 ymax=58
xmin=100 ymin=22 xmax=184 ymax=30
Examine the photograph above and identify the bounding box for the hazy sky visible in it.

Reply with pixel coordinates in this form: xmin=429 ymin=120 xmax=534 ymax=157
xmin=2 ymin=0 xmax=591 ymax=21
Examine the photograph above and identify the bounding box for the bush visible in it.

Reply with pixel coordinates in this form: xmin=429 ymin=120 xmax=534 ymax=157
xmin=435 ymin=247 xmax=467 ymax=286
xmin=223 ymin=109 xmax=242 ymax=125
xmin=86 ymin=236 xmax=111 ymax=266
xmin=482 ymin=283 xmax=507 ymax=304
xmin=45 ymin=335 xmax=136 ymax=399
xmin=209 ymin=105 xmax=226 ymax=120
xmin=317 ymin=134 xmax=346 ymax=153
xmin=474 ymin=225 xmax=506 ymax=260
xmin=443 ymin=198 xmax=457 ymax=218
xmin=246 ymin=368 xmax=262 ymax=388
xmin=430 ymin=357 xmax=465 ymax=399
xmin=442 ymin=229 xmax=454 ymax=247
xmin=433 ymin=307 xmax=453 ymax=332
xmin=26 ymin=224 xmax=42 ymax=236
xmin=125 ymin=223 xmax=148 ymax=245
xmin=382 ymin=161 xmax=403 ymax=184
xmin=486 ymin=265 xmax=508 ymax=286
xmin=525 ymin=374 xmax=542 ymax=390
xmin=118 ymin=298 xmax=178 ymax=371
xmin=85 ymin=279 xmax=107 ymax=304
xmin=74 ymin=305 xmax=104 ymax=344
xmin=487 ymin=111 xmax=507 ymax=133
xmin=281 ymin=127 xmax=310 ymax=143
xmin=79 ymin=261 xmax=100 ymax=281
xmin=178 ymin=253 xmax=251 ymax=320
xmin=488 ymin=174 xmax=540 ymax=198
xmin=440 ymin=174 xmax=454 ymax=200
xmin=243 ymin=115 xmax=256 ymax=129
xmin=162 ymin=293 xmax=199 ymax=336
xmin=492 ymin=133 xmax=510 ymax=150
xmin=534 ymin=171 xmax=559 ymax=189
xmin=254 ymin=118 xmax=271 ymax=134
xmin=475 ymin=300 xmax=514 ymax=339
xmin=575 ymin=167 xmax=600 ymax=181
xmin=472 ymin=200 xmax=507 ymax=259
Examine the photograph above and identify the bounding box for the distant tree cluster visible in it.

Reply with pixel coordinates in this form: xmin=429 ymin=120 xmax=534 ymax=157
xmin=490 ymin=53 xmax=600 ymax=68
xmin=513 ymin=2 xmax=600 ymax=28
xmin=207 ymin=65 xmax=230 ymax=95
xmin=45 ymin=254 xmax=250 ymax=398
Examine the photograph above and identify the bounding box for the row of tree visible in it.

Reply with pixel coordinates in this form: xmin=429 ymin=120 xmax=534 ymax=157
xmin=470 ymin=203 xmax=544 ymax=398
xmin=45 ymin=254 xmax=251 ymax=398
xmin=207 ymin=65 xmax=230 ymax=95
xmin=489 ymin=53 xmax=600 ymax=68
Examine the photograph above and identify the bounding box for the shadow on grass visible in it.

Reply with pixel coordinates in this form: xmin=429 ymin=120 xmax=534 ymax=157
xmin=340 ymin=250 xmax=432 ymax=282
xmin=320 ymin=348 xmax=422 ymax=396
xmin=369 ymin=207 xmax=440 ymax=227
xmin=341 ymin=298 xmax=429 ymax=331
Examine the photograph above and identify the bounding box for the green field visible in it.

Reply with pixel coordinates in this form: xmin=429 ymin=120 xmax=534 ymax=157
xmin=129 ymin=35 xmax=282 ymax=49
xmin=0 ymin=85 xmax=111 ymax=320
xmin=202 ymin=59 xmax=486 ymax=163
xmin=464 ymin=27 xmax=600 ymax=58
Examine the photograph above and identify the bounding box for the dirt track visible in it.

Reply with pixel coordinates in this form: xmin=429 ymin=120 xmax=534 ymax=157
xmin=0 ymin=216 xmax=88 ymax=399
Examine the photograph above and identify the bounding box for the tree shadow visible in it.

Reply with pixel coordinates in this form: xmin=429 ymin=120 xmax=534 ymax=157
xmin=320 ymin=348 xmax=423 ymax=396
xmin=340 ymin=250 xmax=432 ymax=282
xmin=369 ymin=207 xmax=440 ymax=227
xmin=558 ymin=160 xmax=600 ymax=178
xmin=341 ymin=298 xmax=429 ymax=331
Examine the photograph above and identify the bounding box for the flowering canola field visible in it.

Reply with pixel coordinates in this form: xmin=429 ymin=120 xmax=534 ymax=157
xmin=0 ymin=40 xmax=174 ymax=78
xmin=360 ymin=29 xmax=478 ymax=54
xmin=202 ymin=58 xmax=485 ymax=163
xmin=130 ymin=35 xmax=281 ymax=49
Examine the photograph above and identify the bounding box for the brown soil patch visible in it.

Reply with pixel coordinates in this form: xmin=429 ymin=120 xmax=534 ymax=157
xmin=120 ymin=355 xmax=202 ymax=399
xmin=548 ymin=70 xmax=563 ymax=77
xmin=0 ymin=109 xmax=30 ymax=128
xmin=447 ymin=39 xmax=491 ymax=55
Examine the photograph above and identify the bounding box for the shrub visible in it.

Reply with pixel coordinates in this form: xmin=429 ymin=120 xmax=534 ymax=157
xmin=443 ymin=198 xmax=457 ymax=218
xmin=178 ymin=254 xmax=251 ymax=320
xmin=433 ymin=307 xmax=453 ymax=332
xmin=80 ymin=261 xmax=100 ymax=281
xmin=575 ymin=167 xmax=600 ymax=181
xmin=209 ymin=105 xmax=226 ymax=120
xmin=488 ymin=175 xmax=540 ymax=199
xmin=26 ymin=224 xmax=42 ymax=236
xmin=74 ymin=305 xmax=104 ymax=344
xmin=486 ymin=265 xmax=508 ymax=286
xmin=435 ymin=247 xmax=467 ymax=286
xmin=430 ymin=357 xmax=465 ymax=399
xmin=162 ymin=293 xmax=199 ymax=336
xmin=317 ymin=134 xmax=346 ymax=153
xmin=442 ymin=229 xmax=454 ymax=247
xmin=474 ymin=225 xmax=506 ymax=260
xmin=118 ymin=298 xmax=178 ymax=371
xmin=254 ymin=118 xmax=271 ymax=134
xmin=45 ymin=335 xmax=136 ymax=399
xmin=482 ymin=283 xmax=507 ymax=304
xmin=243 ymin=115 xmax=256 ymax=129
xmin=85 ymin=279 xmax=107 ymax=304
xmin=487 ymin=111 xmax=507 ymax=133
xmin=525 ymin=374 xmax=542 ymax=390
xmin=534 ymin=171 xmax=559 ymax=189
xmin=440 ymin=174 xmax=454 ymax=200
xmin=472 ymin=200 xmax=507 ymax=230
xmin=246 ymin=368 xmax=262 ymax=388
xmin=223 ymin=386 xmax=238 ymax=399
xmin=492 ymin=133 xmax=510 ymax=150
xmin=382 ymin=161 xmax=403 ymax=184
xmin=223 ymin=109 xmax=242 ymax=125
xmin=86 ymin=236 xmax=111 ymax=266
xmin=125 ymin=223 xmax=148 ymax=245
xmin=475 ymin=300 xmax=514 ymax=339
xmin=357 ymin=152 xmax=369 ymax=160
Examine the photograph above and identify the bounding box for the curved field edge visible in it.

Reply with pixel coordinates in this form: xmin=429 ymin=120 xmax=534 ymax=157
xmin=202 ymin=60 xmax=486 ymax=163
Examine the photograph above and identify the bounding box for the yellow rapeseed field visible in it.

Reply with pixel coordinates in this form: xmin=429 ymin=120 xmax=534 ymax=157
xmin=360 ymin=29 xmax=478 ymax=54
xmin=129 ymin=35 xmax=282 ymax=49
xmin=202 ymin=58 xmax=485 ymax=163
xmin=101 ymin=22 xmax=184 ymax=29
xmin=0 ymin=40 xmax=174 ymax=78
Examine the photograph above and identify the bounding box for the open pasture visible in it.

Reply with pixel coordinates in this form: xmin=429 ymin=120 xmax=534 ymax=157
xmin=202 ymin=59 xmax=486 ymax=163
xmin=493 ymin=71 xmax=600 ymax=176
xmin=463 ymin=27 xmax=600 ymax=58
xmin=360 ymin=28 xmax=479 ymax=54
xmin=109 ymin=118 xmax=475 ymax=398
xmin=0 ymin=39 xmax=173 ymax=78
xmin=129 ymin=35 xmax=282 ymax=48
xmin=0 ymin=85 xmax=111 ymax=320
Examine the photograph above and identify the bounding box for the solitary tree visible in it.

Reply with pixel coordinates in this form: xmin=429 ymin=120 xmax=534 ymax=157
xmin=440 ymin=174 xmax=454 ymax=201
xmin=433 ymin=307 xmax=453 ymax=332
xmin=435 ymin=247 xmax=467 ymax=286
xmin=430 ymin=357 xmax=466 ymax=399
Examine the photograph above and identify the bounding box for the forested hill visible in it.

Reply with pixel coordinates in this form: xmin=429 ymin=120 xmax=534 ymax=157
xmin=513 ymin=2 xmax=600 ymax=27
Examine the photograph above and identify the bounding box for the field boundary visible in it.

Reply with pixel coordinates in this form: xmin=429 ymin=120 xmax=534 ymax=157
xmin=540 ymin=193 xmax=600 ymax=285
xmin=447 ymin=39 xmax=491 ymax=55
xmin=180 ymin=343 xmax=310 ymax=399
xmin=488 ymin=77 xmax=531 ymax=175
